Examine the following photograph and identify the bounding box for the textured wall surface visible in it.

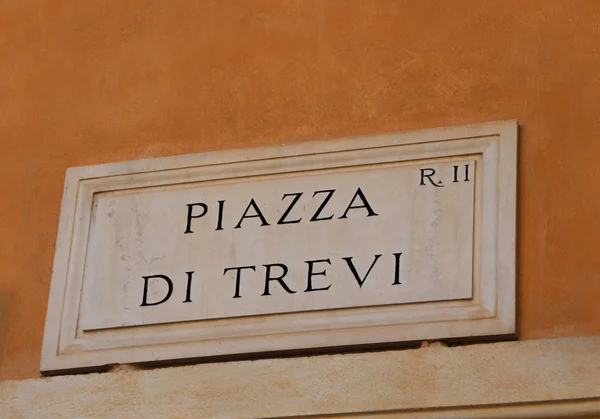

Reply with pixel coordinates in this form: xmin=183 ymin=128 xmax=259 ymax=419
xmin=1 ymin=0 xmax=600 ymax=380
xmin=2 ymin=337 xmax=600 ymax=418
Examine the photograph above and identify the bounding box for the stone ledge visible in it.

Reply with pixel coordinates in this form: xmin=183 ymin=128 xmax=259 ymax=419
xmin=2 ymin=336 xmax=600 ymax=418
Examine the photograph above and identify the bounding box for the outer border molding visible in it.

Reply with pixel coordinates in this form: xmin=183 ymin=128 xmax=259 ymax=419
xmin=41 ymin=120 xmax=518 ymax=374
xmin=5 ymin=337 xmax=600 ymax=418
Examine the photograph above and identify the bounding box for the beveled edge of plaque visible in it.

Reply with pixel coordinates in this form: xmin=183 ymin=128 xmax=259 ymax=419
xmin=41 ymin=120 xmax=518 ymax=375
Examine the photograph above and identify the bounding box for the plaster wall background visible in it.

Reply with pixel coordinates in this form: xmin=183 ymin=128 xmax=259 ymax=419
xmin=1 ymin=0 xmax=600 ymax=380
xmin=2 ymin=337 xmax=600 ymax=418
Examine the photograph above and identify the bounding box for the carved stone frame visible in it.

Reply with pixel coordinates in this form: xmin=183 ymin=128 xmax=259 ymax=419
xmin=41 ymin=120 xmax=518 ymax=374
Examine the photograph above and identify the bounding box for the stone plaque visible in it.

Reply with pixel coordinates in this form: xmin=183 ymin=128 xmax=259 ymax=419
xmin=42 ymin=121 xmax=517 ymax=374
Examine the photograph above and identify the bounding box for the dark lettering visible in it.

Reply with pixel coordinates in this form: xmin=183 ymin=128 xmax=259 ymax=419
xmin=223 ymin=265 xmax=256 ymax=298
xmin=216 ymin=200 xmax=225 ymax=231
xmin=343 ymin=254 xmax=382 ymax=287
xmin=262 ymin=263 xmax=296 ymax=296
xmin=140 ymin=274 xmax=173 ymax=306
xmin=452 ymin=164 xmax=470 ymax=183
xmin=310 ymin=189 xmax=335 ymax=222
xmin=277 ymin=192 xmax=303 ymax=225
xmin=419 ymin=168 xmax=444 ymax=187
xmin=338 ymin=188 xmax=379 ymax=219
xmin=234 ymin=199 xmax=270 ymax=229
xmin=304 ymin=259 xmax=332 ymax=292
xmin=392 ymin=253 xmax=402 ymax=285
xmin=183 ymin=271 xmax=194 ymax=303
xmin=184 ymin=203 xmax=208 ymax=234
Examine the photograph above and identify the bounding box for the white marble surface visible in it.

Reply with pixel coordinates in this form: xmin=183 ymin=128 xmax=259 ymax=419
xmin=81 ymin=159 xmax=474 ymax=330
xmin=41 ymin=120 xmax=517 ymax=374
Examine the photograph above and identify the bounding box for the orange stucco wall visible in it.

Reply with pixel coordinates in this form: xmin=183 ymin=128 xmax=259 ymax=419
xmin=1 ymin=0 xmax=600 ymax=380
